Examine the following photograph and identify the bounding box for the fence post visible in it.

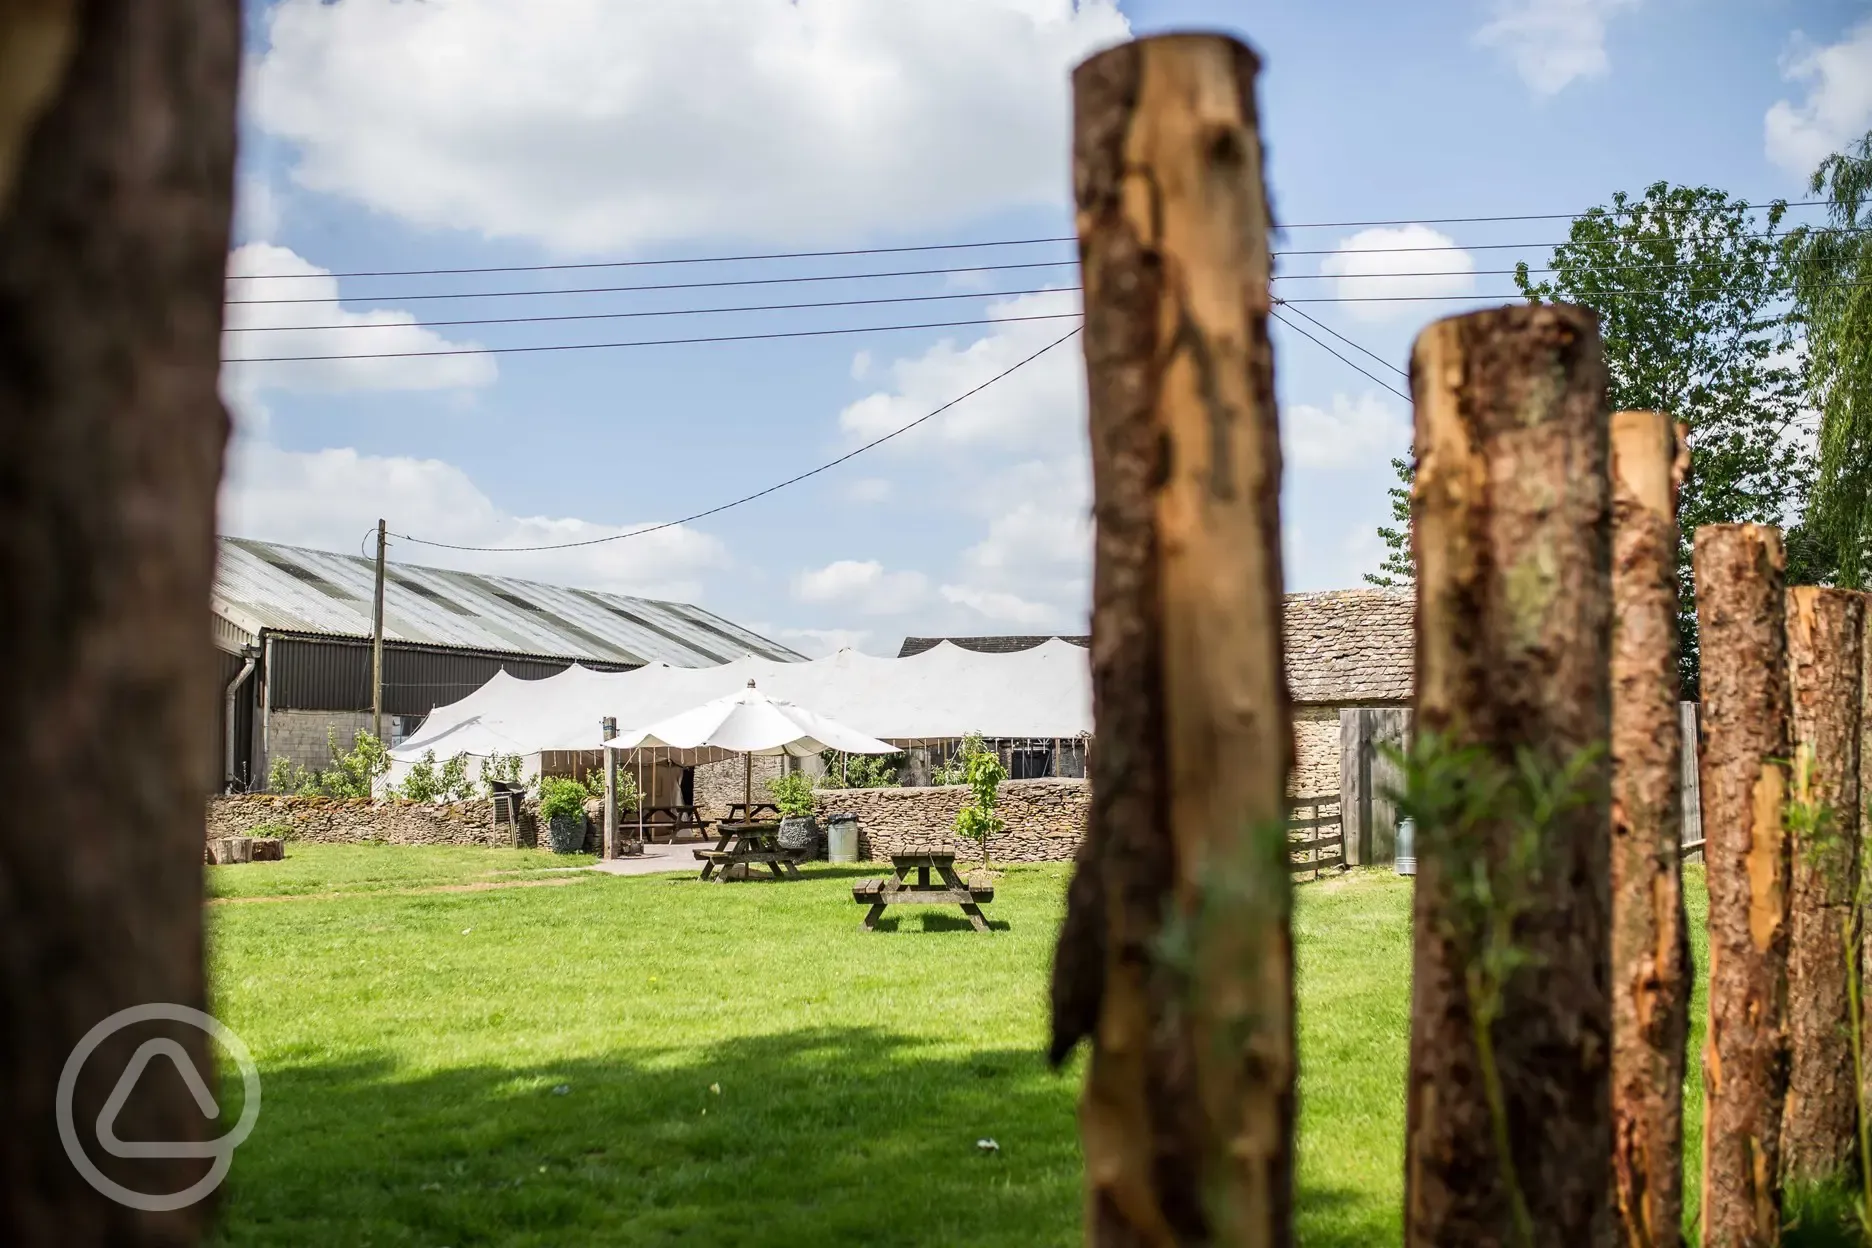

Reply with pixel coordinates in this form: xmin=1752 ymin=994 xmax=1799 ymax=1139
xmin=1404 ymin=304 xmax=1613 ymax=1246
xmin=1694 ymin=524 xmax=1792 ymax=1247
xmin=1607 ymin=410 xmax=1691 ymax=1247
xmin=1780 ymin=587 xmax=1864 ymax=1183
xmin=1047 ymin=32 xmax=1293 ymax=1246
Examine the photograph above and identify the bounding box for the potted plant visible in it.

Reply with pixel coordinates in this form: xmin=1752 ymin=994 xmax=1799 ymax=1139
xmin=767 ymin=770 xmax=819 ymax=858
xmin=538 ymin=776 xmax=591 ymax=854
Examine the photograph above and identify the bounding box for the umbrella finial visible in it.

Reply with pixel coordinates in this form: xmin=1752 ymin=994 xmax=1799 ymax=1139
xmin=746 ymin=679 xmax=756 ymax=688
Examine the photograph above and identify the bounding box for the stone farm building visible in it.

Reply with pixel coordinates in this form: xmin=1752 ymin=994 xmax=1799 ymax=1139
xmin=898 ymin=588 xmax=1412 ymax=799
xmin=211 ymin=537 xmax=803 ymax=791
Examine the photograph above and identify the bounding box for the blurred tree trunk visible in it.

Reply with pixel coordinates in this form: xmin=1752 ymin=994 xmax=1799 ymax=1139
xmin=1694 ymin=524 xmax=1792 ymax=1248
xmin=1404 ymin=304 xmax=1614 ymax=1248
xmin=0 ymin=1 xmax=237 ymax=1242
xmin=1049 ymin=32 xmax=1294 ymax=1247
xmin=1608 ymin=411 xmax=1691 ymax=1248
xmin=1780 ymin=587 xmax=1864 ymax=1183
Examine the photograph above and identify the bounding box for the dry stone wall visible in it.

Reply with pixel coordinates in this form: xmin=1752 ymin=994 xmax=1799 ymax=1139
xmin=819 ymin=778 xmax=1087 ymax=863
xmin=204 ymin=793 xmax=584 ymax=850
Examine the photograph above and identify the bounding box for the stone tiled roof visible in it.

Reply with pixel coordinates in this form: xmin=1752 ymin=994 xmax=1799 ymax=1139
xmin=898 ymin=635 xmax=1090 ymax=657
xmin=1282 ymin=588 xmax=1413 ymax=705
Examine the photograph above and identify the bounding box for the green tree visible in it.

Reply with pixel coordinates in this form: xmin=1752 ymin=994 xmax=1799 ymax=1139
xmin=1365 ymin=455 xmax=1415 ymax=587
xmin=1515 ymin=182 xmax=1815 ymax=694
xmin=1790 ymin=131 xmax=1872 ymax=587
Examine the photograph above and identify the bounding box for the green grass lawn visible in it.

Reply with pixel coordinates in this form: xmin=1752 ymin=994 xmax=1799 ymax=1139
xmin=203 ymin=845 xmax=1744 ymax=1246
xmin=207 ymin=842 xmax=596 ymax=901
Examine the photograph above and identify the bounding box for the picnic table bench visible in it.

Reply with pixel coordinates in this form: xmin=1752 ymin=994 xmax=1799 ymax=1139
xmin=693 ymin=821 xmax=801 ymax=882
xmin=851 ymin=851 xmax=994 ymax=932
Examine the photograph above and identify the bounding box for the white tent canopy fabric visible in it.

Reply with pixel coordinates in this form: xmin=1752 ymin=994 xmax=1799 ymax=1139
xmin=387 ymin=639 xmax=1092 ymax=774
xmin=607 ymin=682 xmax=898 ymax=761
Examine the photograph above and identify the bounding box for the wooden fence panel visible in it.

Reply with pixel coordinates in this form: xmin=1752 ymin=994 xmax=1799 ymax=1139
xmin=1338 ymin=708 xmax=1413 ymax=866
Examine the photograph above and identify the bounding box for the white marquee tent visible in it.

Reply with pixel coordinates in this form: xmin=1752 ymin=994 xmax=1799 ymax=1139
xmin=386 ymin=639 xmax=1093 ymax=783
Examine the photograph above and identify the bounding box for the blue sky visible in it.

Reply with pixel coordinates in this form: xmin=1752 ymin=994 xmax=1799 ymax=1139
xmin=221 ymin=0 xmax=1872 ymax=655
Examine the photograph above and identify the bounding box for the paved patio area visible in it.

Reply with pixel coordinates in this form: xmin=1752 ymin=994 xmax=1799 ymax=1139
xmin=590 ymin=841 xmax=702 ymax=877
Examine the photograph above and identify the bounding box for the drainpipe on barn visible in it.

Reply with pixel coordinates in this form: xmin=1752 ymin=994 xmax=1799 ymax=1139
xmin=223 ymin=649 xmax=256 ymax=792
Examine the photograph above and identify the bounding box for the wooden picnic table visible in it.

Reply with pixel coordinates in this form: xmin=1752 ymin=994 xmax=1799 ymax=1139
xmin=692 ymin=821 xmax=800 ymax=882
xmin=851 ymin=851 xmax=994 ymax=932
xmin=722 ymin=801 xmax=781 ymax=823
xmin=633 ymin=804 xmax=711 ymax=843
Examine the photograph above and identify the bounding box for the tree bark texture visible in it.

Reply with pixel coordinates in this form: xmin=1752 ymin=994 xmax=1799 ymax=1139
xmin=0 ymin=2 xmax=237 ymax=1243
xmin=1609 ymin=411 xmax=1692 ymax=1248
xmin=1405 ymin=304 xmax=1614 ymax=1248
xmin=1693 ymin=525 xmax=1792 ymax=1248
xmin=1048 ymin=33 xmax=1294 ymax=1247
xmin=1780 ymin=587 xmax=1864 ymax=1183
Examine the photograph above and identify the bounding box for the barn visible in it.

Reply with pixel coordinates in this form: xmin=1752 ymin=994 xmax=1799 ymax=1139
xmin=211 ymin=537 xmax=803 ymax=792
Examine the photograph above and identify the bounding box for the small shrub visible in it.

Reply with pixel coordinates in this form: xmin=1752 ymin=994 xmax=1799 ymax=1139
xmin=767 ymin=771 xmax=816 ymax=819
xmin=396 ymin=750 xmax=443 ymax=802
xmin=817 ymin=749 xmax=904 ymax=789
xmin=482 ymin=750 xmax=531 ymax=795
xmin=247 ymin=819 xmax=294 ymax=841
xmin=952 ymin=746 xmax=1008 ymax=868
xmin=580 ymin=767 xmax=639 ymax=813
xmin=932 ymin=733 xmax=988 ymax=786
xmin=538 ymin=776 xmax=590 ymax=823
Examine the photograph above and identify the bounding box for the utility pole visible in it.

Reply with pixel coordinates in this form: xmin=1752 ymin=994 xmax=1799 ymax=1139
xmin=371 ymin=519 xmax=387 ymax=743
xmin=602 ymin=716 xmax=618 ymax=860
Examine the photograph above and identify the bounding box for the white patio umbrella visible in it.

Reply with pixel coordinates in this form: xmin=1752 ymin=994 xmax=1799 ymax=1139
xmin=606 ymin=680 xmax=897 ymax=818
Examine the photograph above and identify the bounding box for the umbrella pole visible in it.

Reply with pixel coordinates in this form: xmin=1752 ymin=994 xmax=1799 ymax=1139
xmin=743 ymin=751 xmax=752 ymax=815
xmin=635 ymin=748 xmax=644 ymax=852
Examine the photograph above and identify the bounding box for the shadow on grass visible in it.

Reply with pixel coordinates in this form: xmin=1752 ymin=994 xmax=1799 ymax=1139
xmin=210 ymin=1028 xmax=1082 ymax=1248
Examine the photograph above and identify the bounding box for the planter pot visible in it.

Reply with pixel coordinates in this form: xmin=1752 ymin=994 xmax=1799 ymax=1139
xmin=776 ymin=816 xmax=819 ymax=855
xmin=547 ymin=811 xmax=587 ymax=854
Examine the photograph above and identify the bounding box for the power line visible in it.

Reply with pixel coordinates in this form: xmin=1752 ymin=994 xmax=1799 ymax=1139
xmin=1273 ymin=301 xmax=1406 ymax=378
xmin=224 ymin=285 xmax=1076 ymax=333
xmin=221 ymin=250 xmax=1813 ymax=335
xmin=230 ymin=236 xmax=1078 ymax=281
xmin=1275 ymin=276 xmax=1872 ymax=305
xmin=223 ymin=312 xmax=1080 ymax=364
xmin=1269 ymin=309 xmax=1410 ymax=402
xmin=1276 ymin=198 xmax=1836 ymax=230
xmin=223 ymin=259 xmax=1077 ymax=306
xmin=225 ymin=226 xmax=1870 ymax=309
xmin=389 ymin=325 xmax=1084 ymax=552
xmin=224 ymin=198 xmax=1845 ymax=281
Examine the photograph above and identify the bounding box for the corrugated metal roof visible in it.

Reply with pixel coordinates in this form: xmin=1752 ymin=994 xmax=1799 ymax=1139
xmin=212 ymin=537 xmax=804 ymax=668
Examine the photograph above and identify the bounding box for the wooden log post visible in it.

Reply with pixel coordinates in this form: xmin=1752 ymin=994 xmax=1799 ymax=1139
xmin=1780 ymin=587 xmax=1865 ymax=1184
xmin=1404 ymin=305 xmax=1614 ymax=1248
xmin=0 ymin=1 xmax=238 ymax=1243
xmin=1047 ymin=33 xmax=1294 ymax=1246
xmin=1694 ymin=525 xmax=1793 ymax=1248
xmin=1608 ymin=411 xmax=1692 ymax=1248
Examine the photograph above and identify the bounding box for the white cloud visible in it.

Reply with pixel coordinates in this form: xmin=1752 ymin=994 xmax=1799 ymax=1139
xmin=1475 ymin=0 xmax=1638 ymax=97
xmin=847 ymin=477 xmax=893 ymax=504
xmin=1317 ymin=225 xmax=1476 ymax=323
xmin=219 ymin=440 xmax=723 ymax=599
xmin=1765 ymin=20 xmax=1872 ymax=179
xmin=940 ymin=583 xmax=1059 ymax=627
xmin=773 ymin=626 xmax=874 ymax=657
xmin=249 ymin=0 xmax=1129 ymax=253
xmin=1282 ymin=391 xmax=1409 ymax=469
xmin=233 ymin=175 xmax=282 ymax=244
xmin=849 ymin=351 xmax=872 ymax=381
xmin=222 ymin=243 xmax=498 ymax=395
xmin=792 ymin=559 xmax=930 ymax=615
xmin=837 ymin=290 xmax=1084 ymax=445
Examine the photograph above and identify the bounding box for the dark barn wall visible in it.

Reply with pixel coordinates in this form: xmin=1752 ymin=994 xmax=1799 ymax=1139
xmin=234 ymin=633 xmax=635 ymax=791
